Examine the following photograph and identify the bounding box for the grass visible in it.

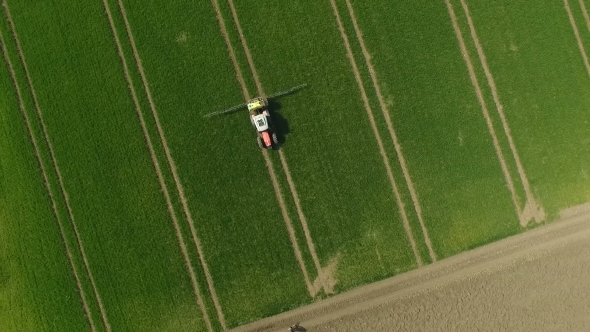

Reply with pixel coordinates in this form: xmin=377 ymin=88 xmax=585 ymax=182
xmin=117 ymin=0 xmax=313 ymax=327
xmin=5 ymin=0 xmax=208 ymax=330
xmin=337 ymin=0 xmax=522 ymax=258
xmin=3 ymin=0 xmax=590 ymax=330
xmin=224 ymin=0 xmax=420 ymax=288
xmin=461 ymin=0 xmax=590 ymax=219
xmin=332 ymin=0 xmax=435 ymax=265
xmin=0 ymin=28 xmax=88 ymax=331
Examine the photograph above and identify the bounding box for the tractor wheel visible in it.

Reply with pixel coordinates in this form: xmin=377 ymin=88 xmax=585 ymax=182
xmin=257 ymin=136 xmax=264 ymax=149
xmin=272 ymin=132 xmax=279 ymax=145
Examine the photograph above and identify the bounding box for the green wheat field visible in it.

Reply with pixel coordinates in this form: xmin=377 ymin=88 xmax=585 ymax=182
xmin=2 ymin=0 xmax=590 ymax=331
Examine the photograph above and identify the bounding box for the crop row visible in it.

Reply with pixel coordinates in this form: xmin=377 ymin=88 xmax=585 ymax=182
xmin=3 ymin=0 xmax=590 ymax=330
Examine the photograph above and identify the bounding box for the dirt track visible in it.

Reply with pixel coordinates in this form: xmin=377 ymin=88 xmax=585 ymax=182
xmin=102 ymin=1 xmax=213 ymax=330
xmin=230 ymin=209 xmax=590 ymax=332
xmin=328 ymin=0 xmax=422 ymax=267
xmin=343 ymin=0 xmax=436 ymax=262
xmin=1 ymin=2 xmax=107 ymax=330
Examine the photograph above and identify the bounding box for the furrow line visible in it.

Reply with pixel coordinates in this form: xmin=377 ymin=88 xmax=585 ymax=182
xmin=226 ymin=0 xmax=331 ymax=292
xmin=101 ymin=1 xmax=213 ymax=331
xmin=444 ymin=0 xmax=524 ymax=222
xmin=211 ymin=0 xmax=318 ymax=297
xmin=0 ymin=17 xmax=97 ymax=332
xmin=276 ymin=151 xmax=328 ymax=291
xmin=579 ymin=0 xmax=590 ymax=35
xmin=329 ymin=0 xmax=422 ymax=267
xmin=3 ymin=1 xmax=112 ymax=330
xmin=565 ymin=0 xmax=590 ymax=78
xmin=209 ymin=0 xmax=248 ymax=98
xmin=225 ymin=0 xmax=263 ymax=94
xmin=115 ymin=1 xmax=227 ymax=328
xmin=343 ymin=0 xmax=437 ymax=262
xmin=459 ymin=0 xmax=545 ymax=225
xmin=265 ymin=149 xmax=320 ymax=296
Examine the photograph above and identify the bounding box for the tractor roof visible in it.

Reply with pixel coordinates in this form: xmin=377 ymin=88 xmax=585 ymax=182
xmin=251 ymin=113 xmax=269 ymax=132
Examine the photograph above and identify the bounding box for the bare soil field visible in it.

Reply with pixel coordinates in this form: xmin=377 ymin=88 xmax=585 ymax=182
xmin=231 ymin=206 xmax=590 ymax=332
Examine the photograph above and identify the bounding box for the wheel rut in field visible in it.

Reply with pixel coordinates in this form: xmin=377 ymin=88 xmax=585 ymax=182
xmin=0 ymin=17 xmax=98 ymax=332
xmin=328 ymin=0 xmax=423 ymax=267
xmin=228 ymin=0 xmax=335 ymax=294
xmin=101 ymin=1 xmax=214 ymax=331
xmin=3 ymin=2 xmax=111 ymax=331
xmin=213 ymin=0 xmax=332 ymax=296
xmin=458 ymin=0 xmax=544 ymax=226
xmin=209 ymin=0 xmax=248 ymax=98
xmin=229 ymin=211 xmax=590 ymax=332
xmin=343 ymin=0 xmax=437 ymax=263
xmin=115 ymin=0 xmax=227 ymax=328
xmin=445 ymin=0 xmax=545 ymax=227
xmin=566 ymin=0 xmax=590 ymax=79
xmin=578 ymin=0 xmax=590 ymax=44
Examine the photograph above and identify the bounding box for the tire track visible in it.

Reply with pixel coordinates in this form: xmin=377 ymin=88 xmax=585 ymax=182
xmin=101 ymin=1 xmax=213 ymax=331
xmin=444 ymin=0 xmax=529 ymax=226
xmin=114 ymin=1 xmax=227 ymax=328
xmin=210 ymin=0 xmax=321 ymax=297
xmin=277 ymin=151 xmax=331 ymax=292
xmin=579 ymin=0 xmax=590 ymax=38
xmin=209 ymin=0 xmax=248 ymax=98
xmin=0 ymin=17 xmax=97 ymax=332
xmin=225 ymin=0 xmax=263 ymax=94
xmin=2 ymin=2 xmax=112 ymax=330
xmin=229 ymin=210 xmax=590 ymax=332
xmin=225 ymin=0 xmax=336 ymax=293
xmin=458 ymin=0 xmax=545 ymax=226
xmin=566 ymin=0 xmax=590 ymax=78
xmin=328 ymin=0 xmax=423 ymax=266
xmin=343 ymin=0 xmax=437 ymax=263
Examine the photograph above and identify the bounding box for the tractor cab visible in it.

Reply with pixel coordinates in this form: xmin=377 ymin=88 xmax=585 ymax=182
xmin=251 ymin=113 xmax=269 ymax=132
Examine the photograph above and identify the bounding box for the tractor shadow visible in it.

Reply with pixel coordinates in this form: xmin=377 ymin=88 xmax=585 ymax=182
xmin=288 ymin=324 xmax=307 ymax=332
xmin=268 ymin=100 xmax=290 ymax=149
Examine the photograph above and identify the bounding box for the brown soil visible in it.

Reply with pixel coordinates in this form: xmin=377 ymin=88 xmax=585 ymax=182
xmin=328 ymin=0 xmax=422 ymax=266
xmin=229 ymin=209 xmax=590 ymax=332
